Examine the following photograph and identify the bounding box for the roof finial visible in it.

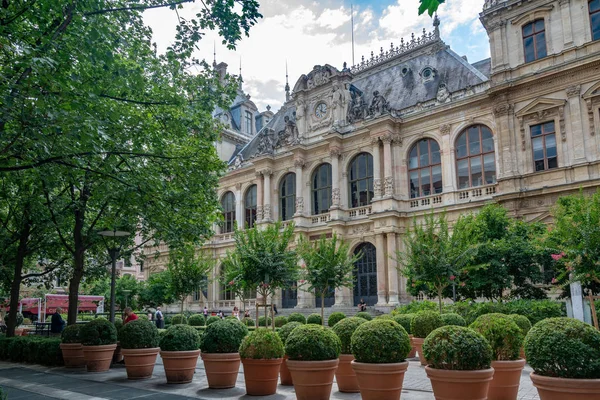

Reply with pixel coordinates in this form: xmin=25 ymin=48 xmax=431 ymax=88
xmin=285 ymin=60 xmax=290 ymax=102
xmin=238 ymin=57 xmax=243 ymax=90
xmin=433 ymin=13 xmax=440 ymax=37
xmin=212 ymin=41 xmax=217 ymax=68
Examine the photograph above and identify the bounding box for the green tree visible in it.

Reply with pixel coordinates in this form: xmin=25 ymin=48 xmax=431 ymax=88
xmin=167 ymin=246 xmax=213 ymax=314
xmin=138 ymin=271 xmax=175 ymax=309
xmin=221 ymin=250 xmax=252 ymax=312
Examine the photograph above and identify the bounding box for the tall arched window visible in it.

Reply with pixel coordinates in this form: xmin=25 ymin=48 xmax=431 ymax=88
xmin=312 ymin=163 xmax=332 ymax=215
xmin=348 ymin=153 xmax=374 ymax=208
xmin=456 ymin=125 xmax=496 ymax=189
xmin=221 ymin=191 xmax=236 ymax=233
xmin=408 ymin=139 xmax=442 ymax=199
xmin=280 ymin=173 xmax=296 ymax=221
xmin=244 ymin=185 xmax=257 ymax=229
xmin=591 ymin=0 xmax=600 ymax=41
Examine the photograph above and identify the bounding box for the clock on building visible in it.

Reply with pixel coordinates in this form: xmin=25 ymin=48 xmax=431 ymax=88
xmin=315 ymin=102 xmax=328 ymax=118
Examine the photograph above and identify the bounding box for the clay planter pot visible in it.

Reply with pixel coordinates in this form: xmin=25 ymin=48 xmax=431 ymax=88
xmin=488 ymin=359 xmax=526 ymax=400
xmin=112 ymin=341 xmax=123 ymax=363
xmin=161 ymin=350 xmax=201 ymax=384
xmin=412 ymin=337 xmax=428 ymax=366
xmin=351 ymin=360 xmax=409 ymax=400
xmin=408 ymin=335 xmax=417 ymax=358
xmin=530 ymin=372 xmax=600 ymax=400
xmin=280 ymin=354 xmax=293 ymax=386
xmin=425 ymin=366 xmax=494 ymax=400
xmin=286 ymin=359 xmax=339 ymax=400
xmin=336 ymin=354 xmax=359 ymax=393
xmin=201 ymin=352 xmax=241 ymax=389
xmin=241 ymin=358 xmax=283 ymax=396
xmin=83 ymin=344 xmax=118 ymax=372
xmin=121 ymin=347 xmax=160 ymax=380
xmin=60 ymin=343 xmax=86 ymax=368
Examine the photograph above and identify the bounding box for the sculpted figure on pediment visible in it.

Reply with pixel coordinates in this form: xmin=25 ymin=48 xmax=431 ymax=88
xmin=369 ymin=90 xmax=388 ymax=116
xmin=256 ymin=129 xmax=275 ymax=156
xmin=276 ymin=115 xmax=300 ymax=147
xmin=436 ymin=83 xmax=451 ymax=103
xmin=347 ymin=87 xmax=367 ymax=123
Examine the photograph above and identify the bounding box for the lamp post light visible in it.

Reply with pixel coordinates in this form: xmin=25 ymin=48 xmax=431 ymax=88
xmin=98 ymin=229 xmax=130 ymax=324
xmin=122 ymin=290 xmax=132 ymax=310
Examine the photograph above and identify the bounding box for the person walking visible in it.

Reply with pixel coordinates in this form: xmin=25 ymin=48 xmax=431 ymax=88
xmin=155 ymin=307 xmax=164 ymax=329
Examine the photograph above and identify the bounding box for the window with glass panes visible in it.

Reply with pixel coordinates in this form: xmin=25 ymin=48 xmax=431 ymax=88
xmin=244 ymin=185 xmax=257 ymax=229
xmin=456 ymin=125 xmax=496 ymax=189
xmin=531 ymin=121 xmax=558 ymax=171
xmin=220 ymin=268 xmax=234 ymax=300
xmin=245 ymin=111 xmax=252 ymax=134
xmin=312 ymin=164 xmax=332 ymax=215
xmin=221 ymin=191 xmax=236 ymax=233
xmin=408 ymin=139 xmax=442 ymax=199
xmin=280 ymin=173 xmax=296 ymax=221
xmin=523 ymin=20 xmax=547 ymax=63
xmin=591 ymin=0 xmax=600 ymax=41
xmin=348 ymin=153 xmax=374 ymax=208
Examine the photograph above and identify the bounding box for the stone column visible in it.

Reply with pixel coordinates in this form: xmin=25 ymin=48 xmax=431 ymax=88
xmin=387 ymin=232 xmax=399 ymax=305
xmin=375 ymin=233 xmax=388 ymax=306
xmin=235 ymin=183 xmax=243 ymax=230
xmin=256 ymin=172 xmax=264 ymax=222
xmin=294 ymin=159 xmax=305 ymax=216
xmin=559 ymin=0 xmax=574 ymax=48
xmin=330 ymin=148 xmax=341 ymax=208
xmin=262 ymin=169 xmax=272 ymax=222
xmin=372 ymin=137 xmax=382 ymax=198
xmin=382 ymin=134 xmax=394 ymax=197
xmin=334 ymin=276 xmax=353 ymax=307
xmin=567 ymin=85 xmax=585 ymax=163
xmin=494 ymin=103 xmax=515 ymax=178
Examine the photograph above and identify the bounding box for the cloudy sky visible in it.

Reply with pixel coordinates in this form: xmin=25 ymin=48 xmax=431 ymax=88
xmin=144 ymin=0 xmax=489 ymax=111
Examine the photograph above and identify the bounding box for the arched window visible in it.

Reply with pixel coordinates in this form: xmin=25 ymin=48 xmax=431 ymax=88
xmin=408 ymin=139 xmax=442 ymax=199
xmin=244 ymin=185 xmax=257 ymax=229
xmin=348 ymin=153 xmax=374 ymax=208
xmin=312 ymin=163 xmax=332 ymax=215
xmin=280 ymin=173 xmax=296 ymax=221
xmin=221 ymin=191 xmax=236 ymax=233
xmin=523 ymin=19 xmax=547 ymax=63
xmin=591 ymin=0 xmax=600 ymax=41
xmin=456 ymin=125 xmax=496 ymax=189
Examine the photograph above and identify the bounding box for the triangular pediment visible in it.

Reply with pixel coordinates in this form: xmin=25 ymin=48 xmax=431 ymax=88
xmin=583 ymin=81 xmax=600 ymax=100
xmin=528 ymin=211 xmax=553 ymax=224
xmin=516 ymin=98 xmax=566 ymax=118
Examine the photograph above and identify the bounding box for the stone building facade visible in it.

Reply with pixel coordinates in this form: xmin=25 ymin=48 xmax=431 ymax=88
xmin=144 ymin=0 xmax=600 ymax=312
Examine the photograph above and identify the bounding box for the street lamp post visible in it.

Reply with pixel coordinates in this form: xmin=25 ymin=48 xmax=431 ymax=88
xmin=123 ymin=290 xmax=132 ymax=310
xmin=98 ymin=229 xmax=130 ymax=324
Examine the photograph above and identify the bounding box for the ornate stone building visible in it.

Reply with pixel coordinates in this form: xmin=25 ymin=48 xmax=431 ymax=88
xmin=145 ymin=0 xmax=600 ymax=312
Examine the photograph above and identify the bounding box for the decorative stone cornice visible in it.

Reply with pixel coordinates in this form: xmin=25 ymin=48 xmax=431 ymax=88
xmin=329 ymin=147 xmax=342 ymax=158
xmin=566 ymin=85 xmax=581 ymax=98
xmin=493 ymin=103 xmax=513 ymax=117
xmin=259 ymin=168 xmax=273 ymax=177
xmin=381 ymin=133 xmax=393 ymax=144
xmin=439 ymin=124 xmax=451 ymax=135
xmin=294 ymin=159 xmax=306 ymax=169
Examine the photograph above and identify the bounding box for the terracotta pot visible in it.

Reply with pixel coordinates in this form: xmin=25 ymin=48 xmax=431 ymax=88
xmin=286 ymin=359 xmax=339 ymax=400
xmin=201 ymin=352 xmax=241 ymax=389
xmin=530 ymin=372 xmax=600 ymax=400
xmin=412 ymin=337 xmax=428 ymax=366
xmin=352 ymin=360 xmax=409 ymax=400
xmin=241 ymin=358 xmax=282 ymax=395
xmin=408 ymin=335 xmax=417 ymax=358
xmin=161 ymin=350 xmax=201 ymax=384
xmin=280 ymin=354 xmax=293 ymax=386
xmin=60 ymin=343 xmax=86 ymax=368
xmin=488 ymin=359 xmax=526 ymax=400
xmin=83 ymin=344 xmax=118 ymax=372
xmin=121 ymin=347 xmax=160 ymax=380
xmin=336 ymin=354 xmax=359 ymax=393
xmin=112 ymin=341 xmax=123 ymax=363
xmin=425 ymin=366 xmax=494 ymax=400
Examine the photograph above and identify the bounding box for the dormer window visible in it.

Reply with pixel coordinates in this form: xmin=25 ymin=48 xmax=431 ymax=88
xmin=591 ymin=0 xmax=600 ymax=41
xmin=245 ymin=110 xmax=252 ymax=134
xmin=420 ymin=67 xmax=436 ymax=83
xmin=523 ymin=20 xmax=547 ymax=63
xmin=400 ymin=65 xmax=410 ymax=76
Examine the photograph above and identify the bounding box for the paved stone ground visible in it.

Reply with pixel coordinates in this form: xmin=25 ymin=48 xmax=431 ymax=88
xmin=0 ymin=356 xmax=539 ymax=400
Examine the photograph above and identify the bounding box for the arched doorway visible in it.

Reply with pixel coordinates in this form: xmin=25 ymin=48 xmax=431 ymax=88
xmin=353 ymin=243 xmax=377 ymax=306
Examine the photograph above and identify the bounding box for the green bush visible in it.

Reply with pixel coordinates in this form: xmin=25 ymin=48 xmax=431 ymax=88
xmin=351 ymin=319 xmax=410 ymax=363
xmin=206 ymin=316 xmax=221 ymax=326
xmin=159 ymin=324 xmax=201 ymax=352
xmin=171 ymin=314 xmax=187 ymax=325
xmin=393 ymin=314 xmax=414 ymax=335
xmin=137 ymin=314 xmax=149 ymax=321
xmin=258 ymin=316 xmax=272 ymax=326
xmin=274 ymin=316 xmax=288 ymax=327
xmin=22 ymin=318 xmax=32 ymax=325
xmin=285 ymin=324 xmax=341 ymax=361
xmin=0 ymin=336 xmax=64 ymax=366
xmin=470 ymin=313 xmax=522 ymax=361
xmin=239 ymin=329 xmax=284 ymax=359
xmin=79 ymin=318 xmax=117 ymax=346
xmin=423 ymin=326 xmax=492 ymax=370
xmin=119 ymin=319 xmax=160 ymax=349
xmin=392 ymin=300 xmax=438 ymax=315
xmin=277 ymin=322 xmax=302 ymax=349
xmin=188 ymin=314 xmax=205 ymax=327
xmin=306 ymin=313 xmax=322 ymax=325
xmin=448 ymin=300 xmax=565 ymax=325
xmin=114 ymin=317 xmax=124 ymax=336
xmin=441 ymin=313 xmax=466 ymax=327
xmin=242 ymin=317 xmax=255 ymax=327
xmin=411 ymin=311 xmax=443 ymax=338
xmin=328 ymin=312 xmax=346 ymax=327
xmin=287 ymin=312 xmax=306 ymax=324
xmin=509 ymin=314 xmax=532 ymax=336
xmin=331 ymin=317 xmax=366 ymax=354
xmin=200 ymin=319 xmax=248 ymax=354
xmin=61 ymin=324 xmax=81 ymax=344
xmin=355 ymin=311 xmax=372 ymax=321
xmin=524 ymin=317 xmax=600 ymax=379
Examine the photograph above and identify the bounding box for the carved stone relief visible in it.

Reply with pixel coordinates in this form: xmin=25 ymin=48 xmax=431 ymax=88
xmin=384 ymin=176 xmax=394 ymax=197
xmin=263 ymin=204 xmax=271 ymax=221
xmin=373 ymin=178 xmax=382 ymax=198
xmin=295 ymin=197 xmax=304 ymax=213
xmin=332 ymin=188 xmax=341 ymax=206
xmin=439 ymin=124 xmax=451 ymax=135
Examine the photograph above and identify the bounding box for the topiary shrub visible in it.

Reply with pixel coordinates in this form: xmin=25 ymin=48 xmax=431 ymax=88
xmin=306 ymin=313 xmax=322 ymax=325
xmin=206 ymin=316 xmax=221 ymax=326
xmin=470 ymin=313 xmax=522 ymax=361
xmin=171 ymin=314 xmax=187 ymax=325
xmin=509 ymin=314 xmax=532 ymax=336
xmin=119 ymin=319 xmax=160 ymax=349
xmin=355 ymin=311 xmax=372 ymax=321
xmin=328 ymin=312 xmax=346 ymax=327
xmin=137 ymin=314 xmax=149 ymax=321
xmin=274 ymin=316 xmax=288 ymax=327
xmin=393 ymin=314 xmax=414 ymax=335
xmin=239 ymin=328 xmax=284 ymax=359
xmin=200 ymin=319 xmax=248 ymax=354
xmin=79 ymin=318 xmax=117 ymax=346
xmin=114 ymin=317 xmax=124 ymax=336
xmin=411 ymin=311 xmax=443 ymax=338
xmin=61 ymin=324 xmax=81 ymax=344
xmin=285 ymin=324 xmax=341 ymax=361
xmin=524 ymin=317 xmax=600 ymax=379
xmin=23 ymin=318 xmax=32 ymax=325
xmin=287 ymin=312 xmax=306 ymax=324
xmin=441 ymin=313 xmax=466 ymax=327
xmin=242 ymin=317 xmax=255 ymax=327
xmin=352 ymin=319 xmax=411 ymax=363
xmin=277 ymin=322 xmax=302 ymax=350
xmin=392 ymin=300 xmax=439 ymax=315
xmin=188 ymin=314 xmax=205 ymax=327
xmin=331 ymin=317 xmax=366 ymax=355
xmin=258 ymin=316 xmax=272 ymax=326
xmin=160 ymin=324 xmax=201 ymax=352
xmin=423 ymin=326 xmax=492 ymax=370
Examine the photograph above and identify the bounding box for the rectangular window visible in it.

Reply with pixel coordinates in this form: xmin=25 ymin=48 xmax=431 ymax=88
xmin=245 ymin=111 xmax=252 ymax=134
xmin=591 ymin=0 xmax=600 ymax=41
xmin=531 ymin=121 xmax=558 ymax=172
xmin=523 ymin=20 xmax=547 ymax=63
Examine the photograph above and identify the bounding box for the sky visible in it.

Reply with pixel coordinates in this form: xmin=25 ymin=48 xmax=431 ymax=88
xmin=144 ymin=0 xmax=489 ymax=112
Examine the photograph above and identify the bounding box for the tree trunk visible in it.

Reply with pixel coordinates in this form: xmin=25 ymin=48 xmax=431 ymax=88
xmin=6 ymin=212 xmax=31 ymax=337
xmin=67 ymin=250 xmax=84 ymax=325
xmin=321 ymin=292 xmax=325 ymax=326
xmin=437 ymin=287 xmax=443 ymax=314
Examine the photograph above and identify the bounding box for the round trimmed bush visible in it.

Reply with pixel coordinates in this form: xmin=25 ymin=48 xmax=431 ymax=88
xmin=137 ymin=314 xmax=149 ymax=321
xmin=306 ymin=313 xmax=322 ymax=325
xmin=332 ymin=317 xmax=366 ymax=354
xmin=200 ymin=319 xmax=248 ymax=354
xmin=206 ymin=316 xmax=221 ymax=326
xmin=411 ymin=311 xmax=443 ymax=338
xmin=277 ymin=322 xmax=302 ymax=348
xmin=242 ymin=317 xmax=255 ymax=327
xmin=285 ymin=324 xmax=341 ymax=361
xmin=287 ymin=312 xmax=306 ymax=324
xmin=61 ymin=324 xmax=81 ymax=344
xmin=355 ymin=311 xmax=372 ymax=321
xmin=393 ymin=314 xmax=414 ymax=335
xmin=441 ymin=313 xmax=466 ymax=327
xmin=509 ymin=314 xmax=532 ymax=336
xmin=119 ymin=319 xmax=160 ymax=349
xmin=352 ymin=319 xmax=411 ymax=363
xmin=423 ymin=326 xmax=492 ymax=370
xmin=188 ymin=314 xmax=205 ymax=327
xmin=274 ymin=316 xmax=288 ymax=327
xmin=328 ymin=312 xmax=346 ymax=327
xmin=114 ymin=317 xmax=123 ymax=335
xmin=258 ymin=316 xmax=272 ymax=327
xmin=470 ymin=313 xmax=522 ymax=360
xmin=160 ymin=324 xmax=201 ymax=351
xmin=79 ymin=318 xmax=117 ymax=346
xmin=171 ymin=314 xmax=187 ymax=325
xmin=239 ymin=329 xmax=284 ymax=359
xmin=524 ymin=317 xmax=600 ymax=379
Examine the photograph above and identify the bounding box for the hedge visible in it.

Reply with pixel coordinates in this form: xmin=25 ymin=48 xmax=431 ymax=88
xmin=0 ymin=336 xmax=64 ymax=366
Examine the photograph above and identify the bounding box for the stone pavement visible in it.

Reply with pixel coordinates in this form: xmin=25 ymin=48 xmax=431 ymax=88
xmin=0 ymin=357 xmax=539 ymax=400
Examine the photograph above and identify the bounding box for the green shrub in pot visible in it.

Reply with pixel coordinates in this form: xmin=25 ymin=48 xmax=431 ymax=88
xmin=306 ymin=313 xmax=322 ymax=325
xmin=200 ymin=319 xmax=248 ymax=353
xmin=285 ymin=324 xmax=341 ymax=361
xmin=355 ymin=311 xmax=372 ymax=321
xmin=508 ymin=314 xmax=532 ymax=336
xmin=287 ymin=312 xmax=306 ymax=324
xmin=411 ymin=310 xmax=443 ymax=338
xmin=160 ymin=324 xmax=201 ymax=351
xmin=188 ymin=314 xmax=205 ymax=327
xmin=242 ymin=317 xmax=255 ymax=327
xmin=423 ymin=326 xmax=492 ymax=370
xmin=171 ymin=314 xmax=187 ymax=325
xmin=327 ymin=312 xmax=346 ymax=327
xmin=393 ymin=314 xmax=414 ymax=334
xmin=441 ymin=313 xmax=466 ymax=327
xmin=277 ymin=322 xmax=302 ymax=347
xmin=206 ymin=316 xmax=221 ymax=326
xmin=351 ymin=319 xmax=410 ymax=363
xmin=239 ymin=329 xmax=284 ymax=359
xmin=331 ymin=317 xmax=366 ymax=354
xmin=61 ymin=324 xmax=81 ymax=344
xmin=258 ymin=316 xmax=272 ymax=326
xmin=119 ymin=319 xmax=160 ymax=349
xmin=79 ymin=318 xmax=117 ymax=346
xmin=274 ymin=316 xmax=288 ymax=327
xmin=469 ymin=313 xmax=522 ymax=360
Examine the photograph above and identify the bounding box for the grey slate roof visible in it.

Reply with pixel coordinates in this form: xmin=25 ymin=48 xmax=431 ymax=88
xmin=471 ymin=58 xmax=492 ymax=78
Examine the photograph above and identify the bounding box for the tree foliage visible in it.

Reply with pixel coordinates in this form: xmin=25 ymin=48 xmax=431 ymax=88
xmin=167 ymin=246 xmax=212 ymax=313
